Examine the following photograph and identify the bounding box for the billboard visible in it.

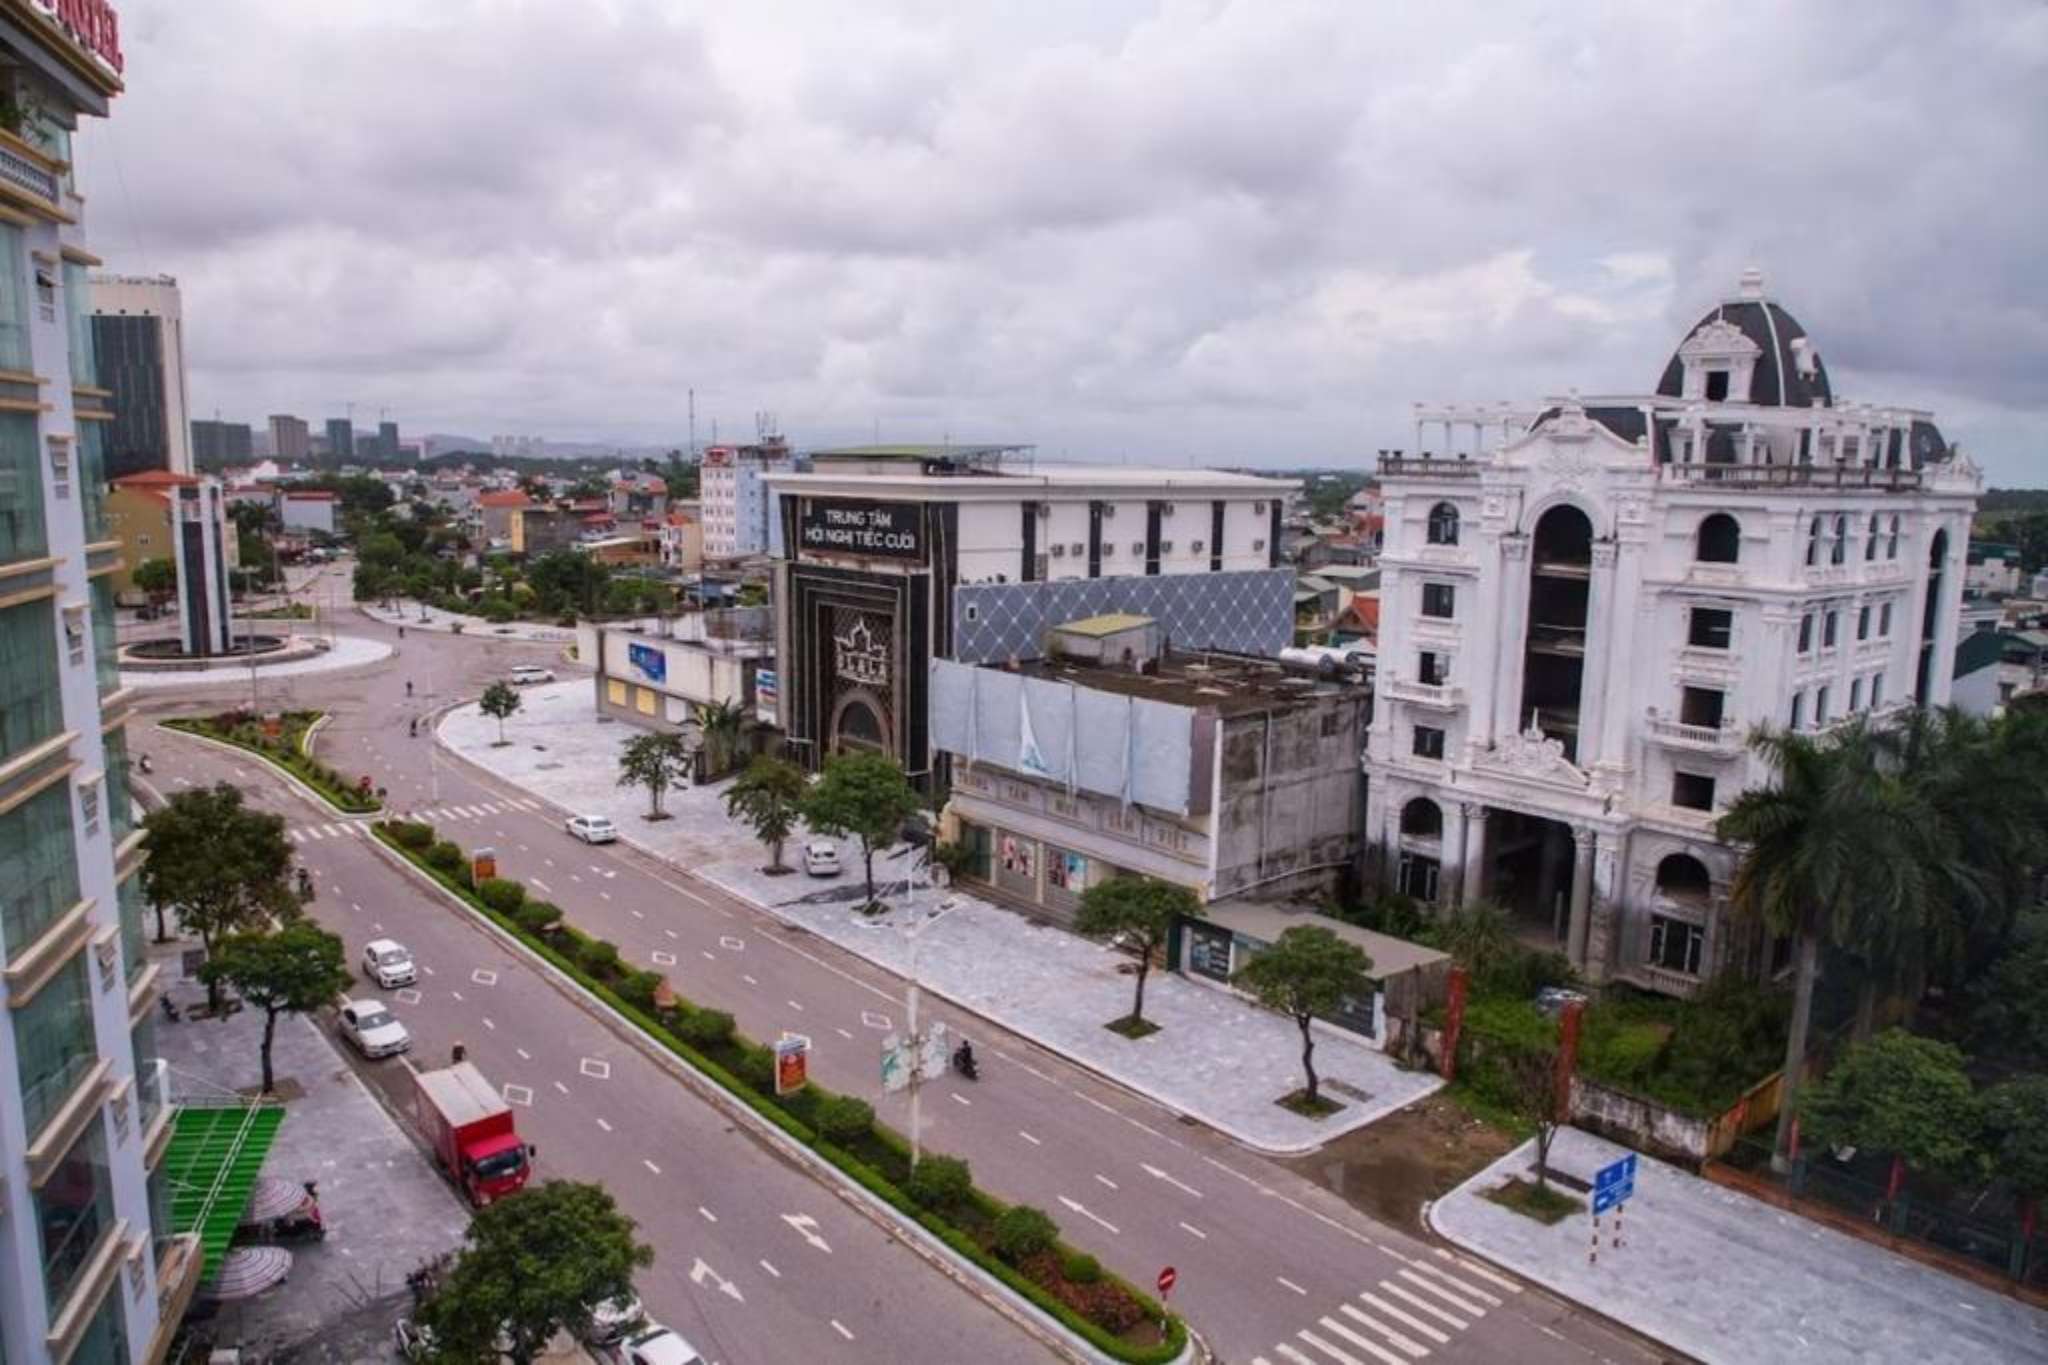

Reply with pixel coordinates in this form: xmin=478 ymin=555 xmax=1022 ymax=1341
xmin=627 ymin=641 xmax=667 ymax=682
xmin=798 ymin=498 xmax=925 ymax=562
xmin=774 ymin=1034 xmax=811 ymax=1095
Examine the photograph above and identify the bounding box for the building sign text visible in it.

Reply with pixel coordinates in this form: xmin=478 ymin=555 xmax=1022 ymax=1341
xmin=799 ymin=499 xmax=924 ymax=562
xmin=35 ymin=0 xmax=124 ymax=74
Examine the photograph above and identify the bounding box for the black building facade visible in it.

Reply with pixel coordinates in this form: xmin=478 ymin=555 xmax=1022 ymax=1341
xmin=90 ymin=312 xmax=167 ymax=478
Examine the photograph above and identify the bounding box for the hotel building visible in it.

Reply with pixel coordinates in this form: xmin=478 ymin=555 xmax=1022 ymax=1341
xmin=700 ymin=437 xmax=794 ymax=561
xmin=0 ymin=5 xmax=200 ymax=1363
xmin=1364 ymin=271 xmax=1981 ymax=996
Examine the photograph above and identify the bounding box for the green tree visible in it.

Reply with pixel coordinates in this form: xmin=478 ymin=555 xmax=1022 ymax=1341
xmin=1504 ymin=1045 xmax=1569 ymax=1193
xmin=480 ymin=681 xmax=522 ymax=746
xmin=141 ymin=784 xmax=300 ymax=1011
xmin=1717 ymin=724 xmax=1939 ymax=1169
xmin=800 ymin=752 xmax=920 ymax=909
xmin=723 ymin=756 xmax=806 ymax=871
xmin=693 ymin=699 xmax=747 ymax=778
xmin=617 ymin=731 xmax=691 ymax=820
xmin=1429 ymin=898 xmax=1516 ymax=990
xmin=1800 ymin=1029 xmax=1981 ymax=1190
xmin=1232 ymin=925 xmax=1373 ymax=1110
xmin=1074 ymin=876 xmax=1201 ymax=1034
xmin=1979 ymin=1075 xmax=2048 ymax=1229
xmin=1965 ymin=909 xmax=2048 ymax=1064
xmin=133 ymin=556 xmax=176 ymax=604
xmin=200 ymin=923 xmax=351 ymax=1094
xmin=418 ymin=1180 xmax=653 ymax=1365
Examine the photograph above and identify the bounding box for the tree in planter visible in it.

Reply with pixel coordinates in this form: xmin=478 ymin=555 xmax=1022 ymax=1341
xmin=141 ymin=784 xmax=300 ymax=1010
xmin=1799 ymin=1028 xmax=1981 ymax=1197
xmin=1232 ymin=925 xmax=1373 ymax=1113
xmin=133 ymin=556 xmax=177 ymax=608
xmin=200 ymin=923 xmax=351 ymax=1094
xmin=693 ymin=699 xmax=747 ymax=778
xmin=1074 ymin=876 xmax=1201 ymax=1037
xmin=799 ymin=752 xmax=920 ymax=910
xmin=479 ymin=680 xmax=522 ymax=746
xmin=418 ymin=1180 xmax=653 ymax=1365
xmin=617 ymin=731 xmax=691 ymax=821
xmin=723 ymin=756 xmax=806 ymax=872
xmin=1503 ymin=1045 xmax=1571 ymax=1194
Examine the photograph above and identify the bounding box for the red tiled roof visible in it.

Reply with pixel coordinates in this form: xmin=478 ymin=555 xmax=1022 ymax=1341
xmin=112 ymin=470 xmax=198 ymax=488
xmin=284 ymin=490 xmax=337 ymax=501
xmin=1338 ymin=597 xmax=1380 ymax=637
xmin=478 ymin=491 xmax=531 ymax=508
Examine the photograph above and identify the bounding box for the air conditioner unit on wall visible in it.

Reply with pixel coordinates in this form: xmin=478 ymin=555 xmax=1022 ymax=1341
xmin=1132 ymin=542 xmax=1145 ymax=556
xmin=1161 ymin=502 xmax=1176 ymax=516
xmin=1071 ymin=542 xmax=1084 ymax=555
xmin=1050 ymin=543 xmax=1065 ymax=557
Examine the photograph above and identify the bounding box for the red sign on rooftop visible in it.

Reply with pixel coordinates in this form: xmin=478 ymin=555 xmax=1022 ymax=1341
xmin=36 ymin=0 xmax=124 ymax=75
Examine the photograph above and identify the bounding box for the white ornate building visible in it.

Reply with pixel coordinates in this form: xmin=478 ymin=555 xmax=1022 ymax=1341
xmin=1363 ymin=271 xmax=1982 ymax=996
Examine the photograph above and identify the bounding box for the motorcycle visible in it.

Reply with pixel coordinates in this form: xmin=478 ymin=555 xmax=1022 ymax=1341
xmin=296 ymin=868 xmax=315 ymax=903
xmin=952 ymin=1040 xmax=979 ymax=1082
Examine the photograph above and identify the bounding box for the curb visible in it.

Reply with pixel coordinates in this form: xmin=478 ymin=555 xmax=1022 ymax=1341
xmin=362 ymin=826 xmax=1207 ymax=1365
xmin=427 ymin=708 xmax=1420 ymax=1159
xmin=159 ymin=721 xmax=382 ymax=819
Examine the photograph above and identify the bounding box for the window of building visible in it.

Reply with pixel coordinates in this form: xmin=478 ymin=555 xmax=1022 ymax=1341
xmin=1888 ymin=515 xmax=1901 ymax=559
xmin=1704 ymin=369 xmax=1730 ymax=402
xmin=91 ymin=577 xmax=120 ymax=698
xmin=16 ymin=954 xmax=96 ymax=1142
xmin=1319 ymin=710 xmax=1342 ymax=739
xmin=1421 ymin=582 xmax=1455 ymax=618
xmin=1 ymin=597 xmax=61 ymax=761
xmin=1679 ymin=686 xmax=1726 ymax=729
xmin=1649 ymin=914 xmax=1705 ymax=975
xmin=1806 ymin=516 xmax=1823 ymax=567
xmin=1880 ymin=602 xmax=1893 ymax=637
xmin=1798 ymin=613 xmax=1814 ymax=653
xmin=1672 ymin=771 xmax=1717 ymax=811
xmin=1789 ymin=691 xmax=1806 ymax=730
xmin=1823 ymin=610 xmax=1839 ymax=649
xmin=1412 ymin=725 xmax=1446 ymax=759
xmin=1688 ymin=607 xmax=1733 ymax=650
xmin=1865 ymin=513 xmax=1881 ymax=561
xmin=0 ymin=221 xmax=29 ymax=372
xmin=133 ymin=1012 xmax=163 ymax=1137
xmin=62 ymin=259 xmax=95 ymax=388
xmin=1 ymin=781 xmax=80 ymax=962
xmin=1418 ymin=650 xmax=1449 ymax=686
xmin=35 ymin=1119 xmax=114 ymax=1314
xmin=118 ymin=876 xmax=148 ymax=989
xmin=1696 ymin=513 xmax=1741 ymax=563
xmin=0 ymin=410 xmax=47 ymax=563
xmin=77 ymin=422 xmax=110 ymax=545
xmin=72 ymin=1265 xmax=130 ymax=1364
xmin=1857 ymin=605 xmax=1871 ymax=641
xmin=1872 ymin=673 xmax=1886 ymax=708
xmin=1816 ymin=685 xmax=1832 ymax=725
xmin=1426 ymin=501 xmax=1460 ymax=546
xmin=104 ymin=728 xmax=136 ymax=847
xmin=1831 ymin=514 xmax=1848 ymax=565
xmin=1850 ymin=677 xmax=1864 ymax=712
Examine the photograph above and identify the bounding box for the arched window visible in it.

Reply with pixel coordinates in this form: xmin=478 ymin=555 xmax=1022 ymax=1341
xmin=1806 ymin=516 xmax=1823 ymax=567
xmin=1426 ymin=502 xmax=1460 ymax=547
xmin=1865 ymin=514 xmax=1880 ymax=561
xmin=1831 ymin=514 xmax=1848 ymax=565
xmin=1655 ymin=853 xmax=1712 ymax=906
xmin=1696 ymin=513 xmax=1740 ymax=564
xmin=1399 ymin=797 xmax=1443 ymax=840
xmin=1888 ymin=515 xmax=1900 ymax=560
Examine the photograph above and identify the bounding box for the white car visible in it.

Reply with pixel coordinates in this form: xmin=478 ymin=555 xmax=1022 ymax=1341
xmin=362 ymin=938 xmax=417 ymax=989
xmin=615 ymin=1326 xmax=705 ymax=1365
xmin=510 ymin=664 xmax=556 ymax=685
xmin=802 ymin=840 xmax=840 ymax=877
xmin=583 ymin=1293 xmax=645 ymax=1344
xmin=567 ymin=814 xmax=618 ymax=844
xmin=338 ymin=999 xmax=411 ymax=1059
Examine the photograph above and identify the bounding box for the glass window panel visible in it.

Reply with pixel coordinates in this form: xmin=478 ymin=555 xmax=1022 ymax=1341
xmin=71 ymin=1283 xmax=128 ymax=1365
xmin=63 ymin=260 xmax=94 ymax=388
xmin=35 ymin=1118 xmax=115 ymax=1314
xmin=118 ymin=873 xmax=146 ymax=987
xmin=102 ymin=727 xmax=134 ymax=845
xmin=132 ymin=1012 xmax=162 ymax=1137
xmin=77 ymin=421 xmax=108 ymax=544
xmin=0 ymin=409 xmax=47 ymax=562
xmin=0 ymin=598 xmax=61 ymax=758
xmin=90 ymin=576 xmax=118 ymax=695
xmin=1 ymin=780 xmax=81 ymax=962
xmin=0 ymin=222 xmax=28 ymax=372
xmin=16 ymin=954 xmax=96 ymax=1141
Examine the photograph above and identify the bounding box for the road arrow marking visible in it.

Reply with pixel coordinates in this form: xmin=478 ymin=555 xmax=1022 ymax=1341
xmin=780 ymin=1213 xmax=832 ymax=1253
xmin=1142 ymin=1162 xmax=1205 ymax=1199
xmin=1058 ymin=1195 xmax=1120 ymax=1235
xmin=688 ymin=1257 xmax=743 ymax=1304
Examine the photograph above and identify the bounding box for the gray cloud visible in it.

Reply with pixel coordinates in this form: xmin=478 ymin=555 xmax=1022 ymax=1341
xmin=80 ymin=0 xmax=2047 ymax=480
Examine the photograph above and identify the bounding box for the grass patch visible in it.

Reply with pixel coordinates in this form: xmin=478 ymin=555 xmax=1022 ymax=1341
xmin=371 ymin=823 xmax=1185 ymax=1364
xmin=163 ymin=710 xmax=380 ymax=813
xmin=1483 ymin=1176 xmax=1582 ymax=1224
xmin=1276 ymin=1089 xmax=1346 ymax=1118
xmin=1104 ymin=1015 xmax=1160 ymax=1040
xmin=1441 ymin=1079 xmax=1535 ymax=1139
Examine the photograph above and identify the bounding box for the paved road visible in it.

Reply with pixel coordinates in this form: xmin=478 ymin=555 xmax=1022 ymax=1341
xmin=145 ymin=604 xmax=1667 ymax=1365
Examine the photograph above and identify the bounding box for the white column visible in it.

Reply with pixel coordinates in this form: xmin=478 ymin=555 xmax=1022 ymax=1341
xmin=1596 ymin=536 xmax=1646 ymax=772
xmin=1468 ymin=529 xmax=1507 ymax=753
xmin=1490 ymin=536 xmax=1531 ymax=745
xmin=1566 ymin=823 xmax=1595 ymax=969
xmin=1578 ymin=540 xmax=1618 ymax=769
xmin=1440 ymin=799 xmax=1467 ymax=907
xmin=1460 ymin=803 xmax=1490 ymax=906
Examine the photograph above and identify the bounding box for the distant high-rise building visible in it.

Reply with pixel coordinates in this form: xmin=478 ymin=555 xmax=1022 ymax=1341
xmin=189 ymin=419 xmax=252 ymax=468
xmin=90 ymin=273 xmax=192 ymax=478
xmin=379 ymin=420 xmax=401 ymax=461
xmin=325 ymin=417 xmax=353 ymax=462
xmin=701 ymin=438 xmax=793 ymax=559
xmin=269 ymin=413 xmax=310 ymax=461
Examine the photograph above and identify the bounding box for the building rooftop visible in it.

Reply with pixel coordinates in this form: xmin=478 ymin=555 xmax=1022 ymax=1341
xmin=113 ymin=470 xmax=198 ymax=488
xmin=1016 ymin=648 xmax=1366 ymax=717
xmin=1201 ymin=902 xmax=1450 ymax=981
xmin=808 ymin=443 xmax=1031 ymax=461
xmin=1053 ymin=612 xmax=1155 ymax=639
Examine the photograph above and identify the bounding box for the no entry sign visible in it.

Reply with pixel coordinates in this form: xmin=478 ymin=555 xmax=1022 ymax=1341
xmin=1156 ymin=1266 xmax=1177 ymax=1299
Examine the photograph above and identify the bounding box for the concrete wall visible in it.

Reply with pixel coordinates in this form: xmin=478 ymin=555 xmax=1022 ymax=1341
xmin=1211 ymin=694 xmax=1368 ymax=900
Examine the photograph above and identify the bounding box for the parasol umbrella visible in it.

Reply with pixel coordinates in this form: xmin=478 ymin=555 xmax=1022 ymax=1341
xmin=240 ymin=1178 xmax=307 ymax=1225
xmin=210 ymin=1246 xmax=292 ymax=1300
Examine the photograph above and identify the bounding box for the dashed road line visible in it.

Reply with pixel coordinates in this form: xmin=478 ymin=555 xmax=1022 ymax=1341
xmin=596 ymin=1118 xmax=613 ymax=1132
xmin=951 ymin=1093 xmax=972 ymax=1107
xmin=758 ymin=1259 xmax=780 ymax=1278
xmin=516 ymin=1048 xmax=532 ymax=1061
xmin=1179 ymin=1221 xmax=1207 ymax=1240
xmin=644 ymin=1159 xmax=661 ymax=1175
xmin=553 ymin=1080 xmax=570 ymax=1095
xmin=698 ymin=1206 xmax=718 ymax=1223
xmin=1094 ymin=1173 xmax=1118 ymax=1191
xmin=830 ymin=1321 xmax=854 ymax=1342
xmin=1276 ymin=1275 xmax=1308 ymax=1295
xmin=1018 ymin=1130 xmax=1042 ymax=1146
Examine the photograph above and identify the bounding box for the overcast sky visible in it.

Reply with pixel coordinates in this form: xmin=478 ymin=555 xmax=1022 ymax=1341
xmin=79 ymin=0 xmax=2047 ymax=482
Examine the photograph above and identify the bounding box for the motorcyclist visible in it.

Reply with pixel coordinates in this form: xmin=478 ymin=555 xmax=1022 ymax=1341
xmin=952 ymin=1039 xmax=978 ymax=1080
xmin=405 ymin=680 xmax=413 ymax=697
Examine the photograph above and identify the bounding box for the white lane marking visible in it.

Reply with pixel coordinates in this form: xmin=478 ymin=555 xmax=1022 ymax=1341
xmin=287 ymin=831 xmax=304 ymax=843
xmin=698 ymin=1206 xmax=718 ymax=1223
xmin=951 ymin=1093 xmax=972 ymax=1107
xmin=1352 ymin=1295 xmax=1449 ymax=1346
xmin=644 ymin=1159 xmax=661 ymax=1175
xmin=1094 ymin=1173 xmax=1118 ymax=1191
xmin=781 ymin=1213 xmax=832 ymax=1252
xmin=568 ymin=874 xmax=581 ymax=883
xmin=530 ymin=878 xmax=551 ymax=894
xmin=1299 ymin=1325 xmax=1397 ymax=1365
xmin=596 ymin=1118 xmax=612 ymax=1132
xmin=420 ymin=965 xmax=435 ymax=975
xmin=481 ymin=1018 xmax=495 ymax=1031
xmin=450 ymin=991 xmax=465 ymax=1002
xmin=1376 ymin=1280 xmax=1463 ymax=1329
xmin=787 ymin=1000 xmax=804 ymax=1012
xmin=1323 ymin=1308 xmax=1425 ymax=1359
xmin=701 ymin=951 xmax=716 ymax=961
xmin=304 ymin=826 xmax=325 ymax=840
xmin=651 ymin=951 xmax=677 ymax=966
xmin=830 ymin=1321 xmax=854 ymax=1342
xmin=1276 ymin=1275 xmax=1308 ymax=1295
xmin=834 ymin=1028 xmax=854 ymax=1040
xmin=1432 ymin=1248 xmax=1521 ymax=1293
xmin=350 ymin=902 xmax=361 ymax=912
xmin=396 ymin=988 xmax=422 ymax=1004
xmin=860 ymin=1011 xmax=892 ymax=1030
xmin=1056 ymin=1195 xmax=1119 ymax=1235
xmin=1388 ymin=1275 xmax=1477 ymax=1324
xmin=1273 ymin=1346 xmax=1318 ymax=1365
xmin=516 ymin=1048 xmax=532 ymax=1061
xmin=665 ymin=929 xmax=679 ymax=940
xmin=1078 ymin=1093 xmax=1120 ymax=1118
xmin=1408 ymin=1260 xmax=1501 ymax=1307
xmin=1179 ymin=1221 xmax=1207 ymax=1240
xmin=1018 ymin=1131 xmax=1041 ymax=1146
xmin=553 ymin=1080 xmax=570 ymax=1095
xmin=758 ymin=1259 xmax=780 ymax=1278
xmin=719 ymin=935 xmax=745 ymax=951
xmin=1141 ymin=1162 xmax=1204 ymax=1199
xmin=742 ymin=974 xmax=757 ymax=985
xmin=543 ymin=858 xmax=555 ymax=867
xmin=580 ymin=1058 xmax=612 ymax=1080
xmin=471 ymin=969 xmax=498 ymax=986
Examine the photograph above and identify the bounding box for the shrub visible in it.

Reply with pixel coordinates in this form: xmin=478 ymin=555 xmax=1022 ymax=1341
xmin=580 ymin=939 xmax=622 ymax=978
xmin=425 ymin=841 xmax=464 ymax=872
xmin=992 ymin=1205 xmax=1059 ymax=1263
xmin=617 ymin=970 xmax=663 ymax=1013
xmin=514 ymin=900 xmax=563 ymax=936
xmin=736 ymin=1045 xmax=777 ymax=1095
xmin=815 ymin=1095 xmax=875 ymax=1144
xmin=906 ymin=1154 xmax=975 ymax=1210
xmin=678 ymin=1009 xmax=734 ymax=1048
xmin=388 ymin=822 xmax=434 ymax=850
xmin=1061 ymin=1251 xmax=1102 ymax=1285
xmin=476 ymin=877 xmax=527 ymax=914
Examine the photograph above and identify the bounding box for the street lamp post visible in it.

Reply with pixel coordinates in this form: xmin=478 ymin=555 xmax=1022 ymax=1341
xmin=901 ymin=851 xmax=958 ymax=1166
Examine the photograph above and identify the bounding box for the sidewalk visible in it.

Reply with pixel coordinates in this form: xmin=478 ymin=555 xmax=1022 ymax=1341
xmin=1429 ymin=1126 xmax=2048 ymax=1364
xmin=119 ymin=634 xmax=394 ymax=690
xmin=361 ymin=599 xmax=579 ymax=643
xmin=438 ymin=682 xmax=1441 ymax=1154
xmin=156 ymin=942 xmax=468 ymax=1360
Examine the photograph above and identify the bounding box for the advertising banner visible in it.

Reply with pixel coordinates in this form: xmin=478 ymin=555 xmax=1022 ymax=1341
xmin=774 ymin=1033 xmax=811 ymax=1096
xmin=627 ymin=641 xmax=667 ymax=682
xmin=798 ymin=498 xmax=925 ymax=562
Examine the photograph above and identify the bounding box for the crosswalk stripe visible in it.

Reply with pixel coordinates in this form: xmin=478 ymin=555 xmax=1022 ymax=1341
xmin=1433 ymin=1248 xmax=1521 ymax=1293
xmin=517 ymin=798 xmax=541 ymax=810
xmin=1324 ymin=1311 xmax=1425 ymax=1359
xmin=322 ymin=824 xmax=342 ymax=837
xmin=1297 ymin=1327 xmax=1396 ymax=1365
xmin=1274 ymin=1345 xmax=1320 ymax=1365
xmin=1396 ymin=1271 xmax=1486 ymax=1318
xmin=1353 ymin=1294 xmax=1449 ymax=1345
xmin=1408 ymin=1262 xmax=1500 ymax=1308
xmin=1377 ymin=1281 xmax=1467 ymax=1330
xmin=1252 ymin=1358 xmax=1276 ymax=1365
xmin=287 ymin=830 xmax=304 ymax=843
xmin=304 ymin=826 xmax=324 ymax=840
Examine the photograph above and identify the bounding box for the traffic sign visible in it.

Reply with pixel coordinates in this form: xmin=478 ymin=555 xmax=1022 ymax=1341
xmin=1592 ymin=1153 xmax=1638 ymax=1214
xmin=1156 ymin=1266 xmax=1177 ymax=1299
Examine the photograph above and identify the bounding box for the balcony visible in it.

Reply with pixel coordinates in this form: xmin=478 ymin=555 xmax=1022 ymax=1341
xmin=1659 ymin=462 xmax=1923 ymax=492
xmin=1527 ymin=621 xmax=1586 ymax=657
xmin=1644 ymin=710 xmax=1745 ymax=754
xmin=0 ymin=130 xmax=62 ymax=216
xmin=1383 ymin=677 xmax=1466 ymax=709
xmin=1378 ymin=455 xmax=1482 ymax=479
xmin=1622 ymin=963 xmax=1706 ymax=1000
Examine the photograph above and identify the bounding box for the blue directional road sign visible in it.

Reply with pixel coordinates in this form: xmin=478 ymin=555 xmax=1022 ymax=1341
xmin=1592 ymin=1152 xmax=1638 ymax=1215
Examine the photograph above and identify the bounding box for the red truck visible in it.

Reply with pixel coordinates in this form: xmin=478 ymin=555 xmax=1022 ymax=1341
xmin=411 ymin=1062 xmax=533 ymax=1206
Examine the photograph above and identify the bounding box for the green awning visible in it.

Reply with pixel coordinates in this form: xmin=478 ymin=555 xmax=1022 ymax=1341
xmin=163 ymin=1102 xmax=287 ymax=1281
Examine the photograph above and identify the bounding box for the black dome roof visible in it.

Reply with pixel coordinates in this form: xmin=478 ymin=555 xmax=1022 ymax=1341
xmin=1656 ymin=292 xmax=1834 ymax=409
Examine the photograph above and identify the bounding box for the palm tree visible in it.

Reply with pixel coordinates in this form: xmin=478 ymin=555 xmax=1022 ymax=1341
xmin=1717 ymin=722 xmax=1939 ymax=1170
xmin=693 ymin=700 xmax=746 ymax=778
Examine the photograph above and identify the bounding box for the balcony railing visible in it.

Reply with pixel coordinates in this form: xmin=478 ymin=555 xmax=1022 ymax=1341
xmin=0 ymin=136 xmax=59 ymax=209
xmin=1384 ymin=677 xmax=1466 ymax=708
xmin=1659 ymin=462 xmax=1923 ymax=492
xmin=1644 ymin=710 xmax=1745 ymax=753
xmin=1378 ymin=456 xmax=1483 ymax=479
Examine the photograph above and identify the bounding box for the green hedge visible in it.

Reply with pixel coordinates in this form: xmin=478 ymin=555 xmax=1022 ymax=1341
xmin=163 ymin=713 xmax=381 ymax=814
xmin=371 ymin=823 xmax=1187 ymax=1363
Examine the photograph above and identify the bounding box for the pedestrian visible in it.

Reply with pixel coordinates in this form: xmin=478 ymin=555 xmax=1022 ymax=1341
xmin=451 ymin=1042 xmax=466 ymax=1064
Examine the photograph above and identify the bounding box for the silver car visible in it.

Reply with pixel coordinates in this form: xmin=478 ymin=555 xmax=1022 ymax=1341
xmin=338 ymin=999 xmax=411 ymax=1059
